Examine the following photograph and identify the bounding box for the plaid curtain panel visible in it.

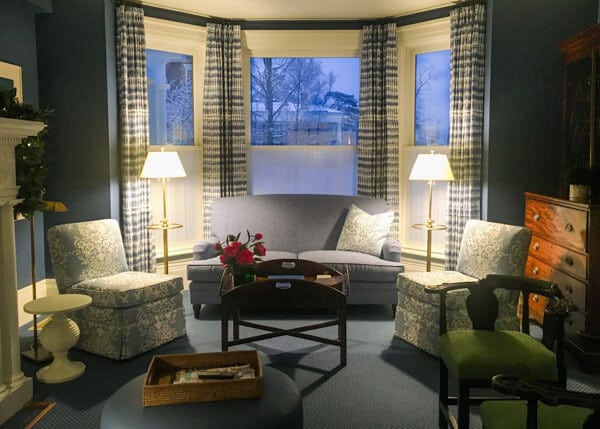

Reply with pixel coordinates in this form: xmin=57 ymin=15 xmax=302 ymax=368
xmin=115 ymin=4 xmax=156 ymax=272
xmin=358 ymin=23 xmax=400 ymax=239
xmin=202 ymin=22 xmax=246 ymax=238
xmin=445 ymin=2 xmax=486 ymax=269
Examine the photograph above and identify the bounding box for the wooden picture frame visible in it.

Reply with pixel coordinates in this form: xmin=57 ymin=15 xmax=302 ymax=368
xmin=0 ymin=60 xmax=23 ymax=102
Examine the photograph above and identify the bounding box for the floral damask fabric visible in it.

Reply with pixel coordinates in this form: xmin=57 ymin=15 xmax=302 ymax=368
xmin=336 ymin=204 xmax=394 ymax=256
xmin=394 ymin=219 xmax=530 ymax=356
xmin=69 ymin=293 xmax=185 ymax=360
xmin=48 ymin=218 xmax=186 ymax=359
xmin=456 ymin=220 xmax=531 ymax=278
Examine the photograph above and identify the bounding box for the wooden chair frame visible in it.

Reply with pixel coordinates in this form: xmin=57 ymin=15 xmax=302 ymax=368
xmin=425 ymin=274 xmax=572 ymax=429
xmin=488 ymin=374 xmax=600 ymax=428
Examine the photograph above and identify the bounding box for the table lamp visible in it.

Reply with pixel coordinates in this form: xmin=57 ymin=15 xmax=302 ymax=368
xmin=409 ymin=151 xmax=455 ymax=272
xmin=140 ymin=148 xmax=186 ymax=274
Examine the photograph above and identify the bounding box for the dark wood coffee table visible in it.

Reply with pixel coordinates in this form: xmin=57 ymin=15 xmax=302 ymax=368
xmin=219 ymin=259 xmax=349 ymax=366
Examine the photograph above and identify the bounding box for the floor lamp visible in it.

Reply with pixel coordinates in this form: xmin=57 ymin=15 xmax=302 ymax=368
xmin=22 ymin=201 xmax=68 ymax=362
xmin=408 ymin=151 xmax=455 ymax=272
xmin=141 ymin=148 xmax=186 ymax=274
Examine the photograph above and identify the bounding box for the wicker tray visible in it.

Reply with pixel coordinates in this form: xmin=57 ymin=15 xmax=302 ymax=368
xmin=143 ymin=350 xmax=263 ymax=407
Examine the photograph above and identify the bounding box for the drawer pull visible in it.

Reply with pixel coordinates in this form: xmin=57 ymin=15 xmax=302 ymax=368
xmin=565 ymin=284 xmax=573 ymax=294
xmin=565 ymin=256 xmax=574 ymax=266
xmin=532 ymin=266 xmax=539 ymax=275
xmin=565 ymin=223 xmax=574 ymax=232
xmin=532 ymin=294 xmax=539 ymax=303
xmin=533 ymin=242 xmax=539 ymax=251
xmin=533 ymin=213 xmax=541 ymax=222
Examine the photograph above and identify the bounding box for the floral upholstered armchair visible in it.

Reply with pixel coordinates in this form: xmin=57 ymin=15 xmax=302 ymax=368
xmin=47 ymin=219 xmax=186 ymax=360
xmin=394 ymin=219 xmax=532 ymax=356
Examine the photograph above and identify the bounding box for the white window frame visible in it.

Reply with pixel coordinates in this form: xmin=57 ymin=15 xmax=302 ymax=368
xmin=144 ymin=17 xmax=206 ymax=258
xmin=397 ymin=17 xmax=451 ymax=271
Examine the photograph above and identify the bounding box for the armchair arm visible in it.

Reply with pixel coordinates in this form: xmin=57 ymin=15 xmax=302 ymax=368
xmin=192 ymin=236 xmax=220 ymax=260
xmin=381 ymin=238 xmax=402 ymax=262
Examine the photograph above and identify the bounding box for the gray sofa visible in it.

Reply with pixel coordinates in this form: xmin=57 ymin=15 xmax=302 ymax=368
xmin=187 ymin=194 xmax=405 ymax=317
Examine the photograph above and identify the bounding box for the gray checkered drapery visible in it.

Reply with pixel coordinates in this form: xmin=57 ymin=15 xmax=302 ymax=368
xmin=445 ymin=1 xmax=486 ymax=269
xmin=358 ymin=23 xmax=400 ymax=239
xmin=116 ymin=4 xmax=156 ymax=272
xmin=202 ymin=22 xmax=246 ymax=238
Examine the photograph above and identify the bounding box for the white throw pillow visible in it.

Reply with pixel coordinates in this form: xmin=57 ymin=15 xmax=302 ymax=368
xmin=336 ymin=204 xmax=394 ymax=256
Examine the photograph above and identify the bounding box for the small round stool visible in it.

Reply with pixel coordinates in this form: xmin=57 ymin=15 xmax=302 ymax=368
xmin=23 ymin=294 xmax=92 ymax=383
xmin=100 ymin=365 xmax=303 ymax=429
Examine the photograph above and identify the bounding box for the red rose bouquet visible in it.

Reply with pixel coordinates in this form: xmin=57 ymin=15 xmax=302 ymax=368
xmin=215 ymin=231 xmax=266 ymax=285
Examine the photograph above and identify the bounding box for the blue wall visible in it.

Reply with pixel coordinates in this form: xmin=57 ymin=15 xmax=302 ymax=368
xmin=36 ymin=0 xmax=120 ymax=276
xmin=0 ymin=0 xmax=47 ymax=288
xmin=483 ymin=0 xmax=598 ymax=224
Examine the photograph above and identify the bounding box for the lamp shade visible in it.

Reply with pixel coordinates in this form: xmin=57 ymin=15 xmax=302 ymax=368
xmin=140 ymin=149 xmax=186 ymax=179
xmin=409 ymin=153 xmax=455 ymax=182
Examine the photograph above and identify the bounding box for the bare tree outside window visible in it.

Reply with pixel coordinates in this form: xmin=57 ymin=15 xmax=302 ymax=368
xmin=251 ymin=57 xmax=359 ymax=146
xmin=147 ymin=49 xmax=194 ymax=146
xmin=250 ymin=57 xmax=359 ymax=195
xmin=414 ymin=50 xmax=450 ymax=146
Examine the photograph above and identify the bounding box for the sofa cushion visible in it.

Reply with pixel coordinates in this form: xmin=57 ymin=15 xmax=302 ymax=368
xmin=210 ymin=194 xmax=388 ymax=254
xmin=68 ymin=272 xmax=183 ymax=308
xmin=299 ymin=250 xmax=404 ymax=283
xmin=336 ymin=204 xmax=393 ymax=256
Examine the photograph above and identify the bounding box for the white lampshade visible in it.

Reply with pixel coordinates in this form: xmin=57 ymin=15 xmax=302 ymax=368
xmin=140 ymin=149 xmax=186 ymax=179
xmin=409 ymin=153 xmax=455 ymax=182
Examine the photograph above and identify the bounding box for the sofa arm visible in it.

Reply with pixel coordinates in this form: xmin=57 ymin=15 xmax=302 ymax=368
xmin=192 ymin=236 xmax=220 ymax=260
xmin=381 ymin=238 xmax=402 ymax=262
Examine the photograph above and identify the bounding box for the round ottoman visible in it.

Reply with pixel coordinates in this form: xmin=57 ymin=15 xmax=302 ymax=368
xmin=100 ymin=365 xmax=303 ymax=429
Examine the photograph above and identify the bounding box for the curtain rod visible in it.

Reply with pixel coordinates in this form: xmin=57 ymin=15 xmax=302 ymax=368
xmin=139 ymin=5 xmax=451 ymax=31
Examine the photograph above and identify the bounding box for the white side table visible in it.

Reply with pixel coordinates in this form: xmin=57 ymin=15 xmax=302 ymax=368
xmin=23 ymin=294 xmax=92 ymax=384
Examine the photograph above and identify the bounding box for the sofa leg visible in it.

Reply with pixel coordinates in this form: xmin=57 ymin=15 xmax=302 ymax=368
xmin=193 ymin=304 xmax=201 ymax=319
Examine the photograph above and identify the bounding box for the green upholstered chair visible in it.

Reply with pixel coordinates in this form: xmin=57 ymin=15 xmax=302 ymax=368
xmin=425 ymin=274 xmax=570 ymax=429
xmin=480 ymin=375 xmax=599 ymax=429
xmin=47 ymin=219 xmax=186 ymax=360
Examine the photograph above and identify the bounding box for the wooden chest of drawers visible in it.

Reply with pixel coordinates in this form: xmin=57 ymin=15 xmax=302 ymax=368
xmin=524 ymin=192 xmax=600 ymax=371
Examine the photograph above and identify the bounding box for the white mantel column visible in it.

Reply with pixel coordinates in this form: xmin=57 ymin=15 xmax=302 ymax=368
xmin=0 ymin=117 xmax=45 ymax=425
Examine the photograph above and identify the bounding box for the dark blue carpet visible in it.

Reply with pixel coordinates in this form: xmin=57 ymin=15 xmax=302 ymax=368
xmin=4 ymin=290 xmax=600 ymax=429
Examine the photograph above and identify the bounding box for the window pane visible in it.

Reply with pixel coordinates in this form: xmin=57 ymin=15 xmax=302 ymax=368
xmin=414 ymin=50 xmax=450 ymax=146
xmin=146 ymin=49 xmax=194 ymax=146
xmin=250 ymin=57 xmax=359 ymax=195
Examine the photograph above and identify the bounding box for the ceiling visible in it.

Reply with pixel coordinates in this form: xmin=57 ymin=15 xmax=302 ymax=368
xmin=140 ymin=0 xmax=454 ymax=21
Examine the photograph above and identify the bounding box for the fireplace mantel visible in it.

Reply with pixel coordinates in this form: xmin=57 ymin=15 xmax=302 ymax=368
xmin=0 ymin=116 xmax=45 ymax=425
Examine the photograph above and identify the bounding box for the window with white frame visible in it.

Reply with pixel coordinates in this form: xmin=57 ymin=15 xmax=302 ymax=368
xmin=397 ymin=18 xmax=451 ymax=269
xmin=144 ymin=17 xmax=205 ymax=258
xmin=244 ymin=30 xmax=362 ymax=196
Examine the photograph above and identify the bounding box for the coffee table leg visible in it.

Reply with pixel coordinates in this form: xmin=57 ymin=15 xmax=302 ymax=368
xmin=339 ymin=305 xmax=347 ymax=367
xmin=221 ymin=306 xmax=228 ymax=351
xmin=233 ymin=309 xmax=240 ymax=340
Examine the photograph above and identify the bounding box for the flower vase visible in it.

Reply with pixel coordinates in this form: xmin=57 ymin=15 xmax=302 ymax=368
xmin=233 ymin=266 xmax=255 ymax=286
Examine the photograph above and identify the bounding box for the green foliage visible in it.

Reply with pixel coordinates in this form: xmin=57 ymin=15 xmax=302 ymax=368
xmin=0 ymin=88 xmax=53 ymax=219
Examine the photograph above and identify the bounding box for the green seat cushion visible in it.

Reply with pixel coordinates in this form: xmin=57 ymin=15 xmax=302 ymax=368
xmin=480 ymin=400 xmax=593 ymax=429
xmin=439 ymin=330 xmax=557 ymax=381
